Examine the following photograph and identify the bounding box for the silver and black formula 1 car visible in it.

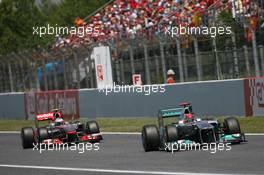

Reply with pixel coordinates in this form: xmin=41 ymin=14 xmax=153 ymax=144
xmin=141 ymin=103 xmax=246 ymax=152
xmin=21 ymin=109 xmax=102 ymax=149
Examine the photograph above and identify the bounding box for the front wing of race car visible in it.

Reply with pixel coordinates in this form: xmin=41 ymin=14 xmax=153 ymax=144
xmin=163 ymin=132 xmax=246 ymax=152
xmin=41 ymin=132 xmax=102 ymax=145
xmin=219 ymin=133 xmax=246 ymax=143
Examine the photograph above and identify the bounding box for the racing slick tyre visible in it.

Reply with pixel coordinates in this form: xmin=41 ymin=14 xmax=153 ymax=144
xmin=37 ymin=127 xmax=49 ymax=142
xmin=224 ymin=117 xmax=241 ymax=134
xmin=86 ymin=121 xmax=100 ymax=134
xmin=21 ymin=127 xmax=35 ymax=149
xmin=142 ymin=125 xmax=160 ymax=152
xmin=165 ymin=125 xmax=178 ymax=142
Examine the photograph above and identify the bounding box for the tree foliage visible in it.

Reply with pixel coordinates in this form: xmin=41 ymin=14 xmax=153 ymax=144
xmin=0 ymin=0 xmax=108 ymax=55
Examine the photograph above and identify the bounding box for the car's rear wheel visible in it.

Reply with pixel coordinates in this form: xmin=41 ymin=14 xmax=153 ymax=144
xmin=21 ymin=127 xmax=35 ymax=149
xmin=37 ymin=127 xmax=49 ymax=142
xmin=141 ymin=125 xmax=160 ymax=152
xmin=223 ymin=117 xmax=241 ymax=134
xmin=86 ymin=121 xmax=100 ymax=134
xmin=165 ymin=124 xmax=178 ymax=142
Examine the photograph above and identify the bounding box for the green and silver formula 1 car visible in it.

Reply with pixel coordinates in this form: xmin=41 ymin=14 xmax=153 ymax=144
xmin=141 ymin=102 xmax=246 ymax=152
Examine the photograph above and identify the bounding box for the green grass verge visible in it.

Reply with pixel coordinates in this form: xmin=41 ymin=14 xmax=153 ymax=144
xmin=0 ymin=120 xmax=35 ymax=131
xmin=0 ymin=117 xmax=263 ymax=133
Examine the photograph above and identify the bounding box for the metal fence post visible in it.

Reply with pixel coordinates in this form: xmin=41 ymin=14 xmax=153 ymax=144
xmin=52 ymin=59 xmax=58 ymax=90
xmin=82 ymin=45 xmax=95 ymax=88
xmin=159 ymin=42 xmax=167 ymax=83
xmin=176 ymin=38 xmax=184 ymax=82
xmin=212 ymin=38 xmax=222 ymax=80
xmin=67 ymin=59 xmax=73 ymax=89
xmin=13 ymin=56 xmax=20 ymax=91
xmin=129 ymin=45 xmax=135 ymax=75
xmin=155 ymin=55 xmax=160 ymax=83
xmin=243 ymin=45 xmax=250 ymax=76
xmin=119 ymin=57 xmax=125 ymax=83
xmin=4 ymin=63 xmax=9 ymax=92
xmin=193 ymin=37 xmax=202 ymax=81
xmin=73 ymin=51 xmax=80 ymax=89
xmin=18 ymin=58 xmax=26 ymax=91
xmin=13 ymin=56 xmax=21 ymax=91
xmin=24 ymin=53 xmax=35 ymax=90
xmin=63 ymin=55 xmax=69 ymax=89
xmin=83 ymin=58 xmax=90 ymax=88
xmin=28 ymin=54 xmax=39 ymax=91
xmin=0 ymin=56 xmax=5 ymax=92
xmin=231 ymin=33 xmax=239 ymax=78
xmin=0 ymin=63 xmax=3 ymax=92
xmin=58 ymin=51 xmax=69 ymax=90
xmin=7 ymin=59 xmax=14 ymax=92
xmin=91 ymin=59 xmax=96 ymax=88
xmin=35 ymin=64 xmax=40 ymax=91
xmin=2 ymin=63 xmax=8 ymax=92
xmin=182 ymin=48 xmax=188 ymax=81
xmin=9 ymin=55 xmax=18 ymax=91
xmin=42 ymin=58 xmax=48 ymax=91
xmin=212 ymin=8 xmax=222 ymax=80
xmin=252 ymin=30 xmax=260 ymax=76
xmin=143 ymin=44 xmax=151 ymax=84
xmin=259 ymin=45 xmax=264 ymax=75
xmin=0 ymin=64 xmax=4 ymax=92
xmin=115 ymin=59 xmax=121 ymax=84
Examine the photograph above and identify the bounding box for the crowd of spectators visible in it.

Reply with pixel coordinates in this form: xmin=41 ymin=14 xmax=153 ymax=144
xmin=55 ymin=0 xmax=263 ymax=48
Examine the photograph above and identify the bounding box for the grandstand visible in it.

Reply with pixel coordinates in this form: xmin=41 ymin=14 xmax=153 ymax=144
xmin=58 ymin=0 xmax=262 ymax=47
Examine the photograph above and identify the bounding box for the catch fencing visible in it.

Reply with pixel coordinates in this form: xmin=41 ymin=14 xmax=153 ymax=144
xmin=0 ymin=32 xmax=263 ymax=93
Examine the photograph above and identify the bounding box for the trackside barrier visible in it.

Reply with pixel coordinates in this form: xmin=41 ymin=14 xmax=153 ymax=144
xmin=79 ymin=77 xmax=264 ymax=117
xmin=79 ymin=79 xmax=246 ymax=117
xmin=0 ymin=92 xmax=25 ymax=119
xmin=0 ymin=78 xmax=264 ymax=119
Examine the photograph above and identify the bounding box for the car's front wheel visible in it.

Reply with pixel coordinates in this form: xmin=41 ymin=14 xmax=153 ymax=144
xmin=86 ymin=121 xmax=100 ymax=134
xmin=223 ymin=117 xmax=241 ymax=134
xmin=142 ymin=125 xmax=160 ymax=152
xmin=21 ymin=127 xmax=35 ymax=149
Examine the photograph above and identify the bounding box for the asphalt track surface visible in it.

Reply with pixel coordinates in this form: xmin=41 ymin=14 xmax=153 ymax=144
xmin=0 ymin=133 xmax=263 ymax=175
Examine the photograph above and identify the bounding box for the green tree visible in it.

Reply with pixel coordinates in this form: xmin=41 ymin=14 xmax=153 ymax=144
xmin=0 ymin=0 xmax=47 ymax=54
xmin=0 ymin=0 xmax=109 ymax=55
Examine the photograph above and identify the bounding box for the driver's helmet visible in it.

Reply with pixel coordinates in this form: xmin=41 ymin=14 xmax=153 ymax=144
xmin=179 ymin=114 xmax=194 ymax=124
xmin=52 ymin=108 xmax=63 ymax=119
xmin=54 ymin=117 xmax=64 ymax=126
xmin=185 ymin=113 xmax=194 ymax=120
xmin=184 ymin=108 xmax=194 ymax=122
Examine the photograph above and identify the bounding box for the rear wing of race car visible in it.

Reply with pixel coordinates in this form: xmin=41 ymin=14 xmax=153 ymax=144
xmin=158 ymin=108 xmax=184 ymax=128
xmin=36 ymin=112 xmax=55 ymax=121
xmin=159 ymin=108 xmax=184 ymax=118
xmin=35 ymin=112 xmax=55 ymax=127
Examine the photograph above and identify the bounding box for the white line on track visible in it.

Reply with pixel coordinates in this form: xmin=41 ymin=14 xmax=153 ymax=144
xmin=0 ymin=131 xmax=19 ymax=134
xmin=0 ymin=164 xmax=239 ymax=175
xmin=245 ymin=133 xmax=264 ymax=136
